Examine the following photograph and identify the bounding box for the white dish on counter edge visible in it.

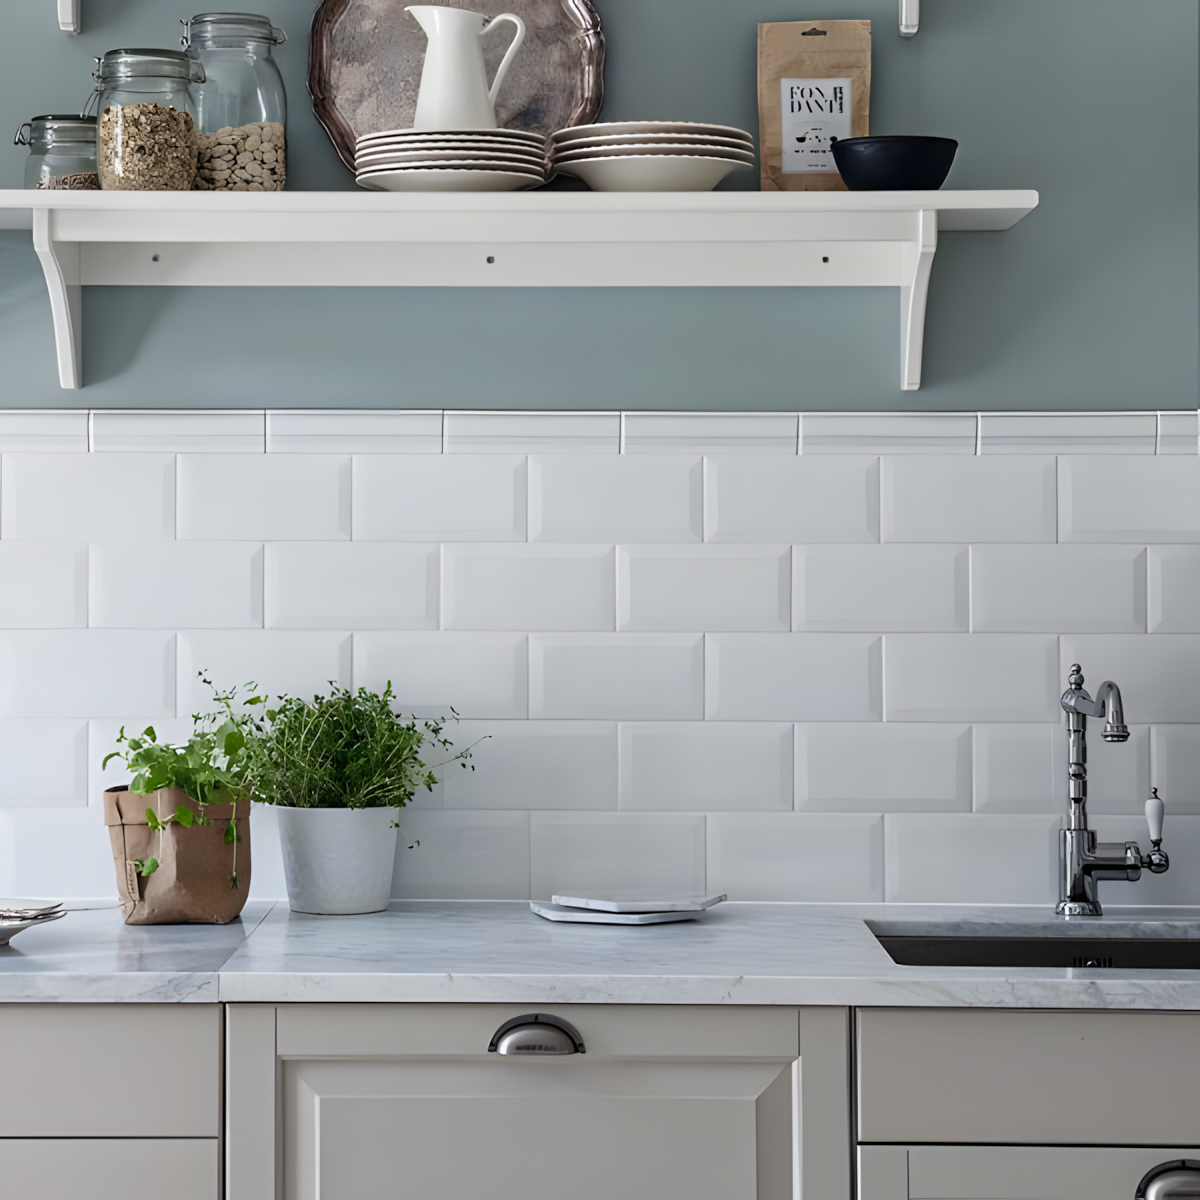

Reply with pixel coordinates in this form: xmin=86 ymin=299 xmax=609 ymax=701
xmin=552 ymin=893 xmax=727 ymax=913
xmin=0 ymin=909 xmax=66 ymax=945
xmin=531 ymin=900 xmax=704 ymax=925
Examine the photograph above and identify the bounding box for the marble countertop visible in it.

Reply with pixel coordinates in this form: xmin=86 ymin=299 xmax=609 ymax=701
xmin=3 ymin=901 xmax=1200 ymax=1007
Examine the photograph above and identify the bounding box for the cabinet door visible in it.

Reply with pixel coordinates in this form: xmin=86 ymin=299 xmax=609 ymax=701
xmin=860 ymin=1145 xmax=1200 ymax=1200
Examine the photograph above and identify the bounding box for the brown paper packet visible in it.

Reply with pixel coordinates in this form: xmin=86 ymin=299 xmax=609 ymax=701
xmin=758 ymin=20 xmax=871 ymax=191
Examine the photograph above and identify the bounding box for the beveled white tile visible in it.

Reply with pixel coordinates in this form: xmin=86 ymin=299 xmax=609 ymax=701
xmin=619 ymin=722 xmax=793 ymax=811
xmin=354 ymin=454 xmax=526 ymax=541
xmin=0 ymin=630 xmax=175 ymax=718
xmin=1149 ymin=547 xmax=1200 ymax=632
xmin=0 ymin=410 xmax=88 ymax=452
xmin=623 ymin=412 xmax=798 ymax=455
xmin=446 ymin=412 xmax=619 ymax=454
xmin=705 ymin=633 xmax=881 ymax=721
xmin=1090 ymin=815 xmax=1200 ymax=904
xmin=794 ymin=545 xmax=968 ymax=632
xmin=246 ymin=803 xmax=287 ymax=900
xmin=972 ymin=724 xmax=1064 ymax=814
xmin=1059 ymin=457 xmax=1200 ymax=542
xmin=178 ymin=453 xmax=351 ymax=541
xmin=90 ymin=541 xmax=262 ymax=628
xmin=980 ymin=413 xmax=1156 ymax=455
xmin=797 ymin=723 xmax=971 ymax=812
xmin=1 ymin=453 xmax=174 ymax=541
xmin=971 ymin=545 xmax=1147 ymax=633
xmin=530 ymin=455 xmax=702 ymax=543
xmin=393 ymin=810 xmax=530 ymax=899
xmin=884 ymin=813 xmax=1061 ymax=903
xmin=1085 ymin=723 xmax=1150 ymax=815
xmin=707 ymin=813 xmax=883 ymax=901
xmin=1061 ymin=635 xmax=1200 ymax=722
xmin=90 ymin=716 xmax=192 ymax=807
xmin=885 ymin=634 xmax=1060 ymax=722
xmin=705 ymin=455 xmax=879 ymax=543
xmin=177 ymin=631 xmax=351 ymax=713
xmin=267 ymin=410 xmax=442 ymax=454
xmin=443 ymin=545 xmax=615 ymax=631
xmin=355 ymin=631 xmax=527 ymax=719
xmin=1151 ymin=726 xmax=1200 ymax=815
xmin=265 ymin=542 xmax=438 ymax=630
xmin=529 ymin=812 xmax=705 ymax=901
xmin=0 ymin=806 xmax=115 ymax=898
xmin=530 ymin=634 xmax=703 ymax=720
xmin=618 ymin=545 xmax=790 ymax=632
xmin=802 ymin=413 xmax=976 ymax=455
xmin=0 ymin=542 xmax=87 ymax=628
xmin=1158 ymin=412 xmax=1199 ymax=455
xmin=91 ymin=410 xmax=265 ymax=453
xmin=442 ymin=721 xmax=617 ymax=810
xmin=0 ymin=720 xmax=87 ymax=807
xmin=882 ymin=456 xmax=1056 ymax=543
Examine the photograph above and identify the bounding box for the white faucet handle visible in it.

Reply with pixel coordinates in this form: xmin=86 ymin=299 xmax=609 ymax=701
xmin=1146 ymin=788 xmax=1165 ymax=846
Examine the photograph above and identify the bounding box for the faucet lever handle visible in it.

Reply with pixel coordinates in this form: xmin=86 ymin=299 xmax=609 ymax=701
xmin=1146 ymin=788 xmax=1165 ymax=848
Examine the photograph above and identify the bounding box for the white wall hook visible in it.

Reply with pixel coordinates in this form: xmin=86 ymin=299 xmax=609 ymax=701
xmin=900 ymin=0 xmax=918 ymax=37
xmin=58 ymin=0 xmax=81 ymax=34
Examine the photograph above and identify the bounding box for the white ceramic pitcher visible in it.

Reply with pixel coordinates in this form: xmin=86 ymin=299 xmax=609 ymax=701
xmin=405 ymin=5 xmax=526 ymax=131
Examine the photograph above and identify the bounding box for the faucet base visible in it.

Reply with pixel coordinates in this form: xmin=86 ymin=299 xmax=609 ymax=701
xmin=1056 ymin=899 xmax=1103 ymax=917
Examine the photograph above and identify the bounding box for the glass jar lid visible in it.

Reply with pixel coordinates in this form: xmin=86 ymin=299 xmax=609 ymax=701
xmin=184 ymin=12 xmax=286 ymax=46
xmin=97 ymin=47 xmax=205 ymax=82
xmin=14 ymin=114 xmax=97 ymax=149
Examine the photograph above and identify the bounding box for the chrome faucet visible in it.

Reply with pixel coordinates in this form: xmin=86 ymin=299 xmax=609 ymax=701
xmin=1057 ymin=664 xmax=1169 ymax=916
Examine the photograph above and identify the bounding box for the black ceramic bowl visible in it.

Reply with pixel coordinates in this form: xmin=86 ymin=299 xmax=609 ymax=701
xmin=830 ymin=135 xmax=958 ymax=191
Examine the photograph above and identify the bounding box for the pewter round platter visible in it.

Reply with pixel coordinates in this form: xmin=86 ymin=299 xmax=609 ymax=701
xmin=310 ymin=0 xmax=604 ymax=172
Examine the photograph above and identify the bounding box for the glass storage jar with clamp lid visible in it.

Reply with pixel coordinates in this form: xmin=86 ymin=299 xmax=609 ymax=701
xmin=14 ymin=115 xmax=99 ymax=189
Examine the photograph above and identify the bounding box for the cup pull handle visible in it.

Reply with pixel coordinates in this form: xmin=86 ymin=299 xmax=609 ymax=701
xmin=483 ymin=13 xmax=526 ymax=108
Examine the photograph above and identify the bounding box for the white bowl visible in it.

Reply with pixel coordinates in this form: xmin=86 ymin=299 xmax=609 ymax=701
xmin=357 ymin=127 xmax=544 ymax=148
xmin=356 ymin=167 xmax=544 ymax=192
xmin=356 ymin=148 xmax=545 ymax=170
xmin=554 ymin=142 xmax=756 ymax=166
xmin=550 ymin=120 xmax=754 ymax=145
xmin=553 ymin=154 xmax=747 ymax=192
xmin=556 ymin=131 xmax=754 ymax=152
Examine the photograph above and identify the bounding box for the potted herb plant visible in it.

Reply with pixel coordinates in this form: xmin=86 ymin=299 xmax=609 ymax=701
xmin=249 ymin=682 xmax=475 ymax=915
xmin=102 ymin=678 xmax=263 ymax=925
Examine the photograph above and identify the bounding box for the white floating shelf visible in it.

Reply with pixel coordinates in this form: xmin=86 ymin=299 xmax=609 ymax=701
xmin=0 ymin=188 xmax=1038 ymax=390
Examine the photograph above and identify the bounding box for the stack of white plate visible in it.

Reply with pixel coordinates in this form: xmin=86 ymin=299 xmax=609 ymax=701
xmin=549 ymin=121 xmax=755 ymax=191
xmin=530 ymin=893 xmax=727 ymax=925
xmin=354 ymin=128 xmax=548 ymax=192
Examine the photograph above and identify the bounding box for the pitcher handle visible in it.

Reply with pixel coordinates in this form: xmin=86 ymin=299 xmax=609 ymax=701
xmin=483 ymin=13 xmax=526 ymax=107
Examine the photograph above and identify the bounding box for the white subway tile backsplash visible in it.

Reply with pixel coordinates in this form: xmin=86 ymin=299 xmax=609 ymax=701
xmin=446 ymin=411 xmax=619 ymax=454
xmin=1151 ymin=725 xmax=1200 ymax=814
xmin=797 ymin=723 xmax=971 ymax=812
xmin=265 ymin=542 xmax=438 ymax=630
xmin=443 ymin=721 xmax=617 ymax=810
xmin=1084 ymin=723 xmax=1150 ymax=815
xmin=794 ymin=545 xmax=968 ymax=632
xmin=707 ymin=813 xmax=883 ymax=901
xmin=393 ymin=810 xmax=530 ymax=899
xmin=1061 ymin=635 xmax=1200 ymax=722
xmin=443 ymin=545 xmax=615 ymax=631
xmin=971 ymin=545 xmax=1147 ymax=633
xmin=1158 ymin=412 xmax=1199 ymax=455
xmin=618 ymin=545 xmax=789 ymax=632
xmin=980 ymin=413 xmax=1156 ymax=455
xmin=0 ymin=542 xmax=87 ymax=628
xmin=91 ymin=410 xmax=265 ymax=453
xmin=0 ymin=806 xmax=116 ymax=897
xmin=885 ymin=634 xmax=1060 ymax=722
xmin=529 ymin=812 xmax=705 ymax=901
xmin=0 ymin=720 xmax=88 ymax=807
xmin=1090 ymin=816 xmax=1200 ymax=904
xmin=972 ymin=724 xmax=1064 ymax=814
xmin=0 ymin=410 xmax=88 ymax=452
xmin=530 ymin=633 xmax=702 ymax=719
xmin=355 ymin=631 xmax=527 ymax=719
xmin=882 ymin=456 xmax=1056 ymax=542
xmin=178 ymin=453 xmax=351 ymax=540
xmin=802 ymin=413 xmax=976 ymax=455
xmin=705 ymin=456 xmax=879 ymax=543
xmin=177 ymin=631 xmax=351 ymax=713
xmin=1059 ymin=456 xmax=1200 ymax=542
xmin=623 ymin=412 xmax=798 ymax=455
xmin=90 ymin=541 xmax=262 ymax=628
xmin=619 ymin=722 xmax=793 ymax=812
xmin=267 ymin=410 xmax=442 ymax=454
xmin=530 ymin=455 xmax=702 ymax=543
xmin=2 ymin=453 xmax=174 ymax=541
xmin=0 ymin=630 xmax=175 ymax=718
xmin=706 ymin=633 xmax=882 ymax=721
xmin=1148 ymin=547 xmax=1200 ymax=633
xmin=354 ymin=454 xmax=527 ymax=541
xmin=884 ymin=814 xmax=1061 ymax=903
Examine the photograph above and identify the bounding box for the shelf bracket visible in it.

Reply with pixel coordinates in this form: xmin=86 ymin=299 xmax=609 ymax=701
xmin=32 ymin=209 xmax=81 ymax=389
xmin=57 ymin=0 xmax=80 ymax=33
xmin=899 ymin=208 xmax=936 ymax=391
xmin=900 ymin=0 xmax=918 ymax=37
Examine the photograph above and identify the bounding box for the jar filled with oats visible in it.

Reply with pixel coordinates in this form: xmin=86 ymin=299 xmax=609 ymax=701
xmin=184 ymin=13 xmax=287 ymax=192
xmin=96 ymin=49 xmax=203 ymax=190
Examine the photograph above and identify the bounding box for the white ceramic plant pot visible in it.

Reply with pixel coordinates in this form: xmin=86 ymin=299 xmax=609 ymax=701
xmin=276 ymin=806 xmax=399 ymax=915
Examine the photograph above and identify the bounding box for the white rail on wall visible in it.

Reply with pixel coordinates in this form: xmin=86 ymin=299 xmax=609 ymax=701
xmin=57 ymin=0 xmax=80 ymax=34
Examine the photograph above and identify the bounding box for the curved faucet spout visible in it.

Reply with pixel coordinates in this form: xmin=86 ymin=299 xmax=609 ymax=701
xmin=1061 ymin=666 xmax=1129 ymax=742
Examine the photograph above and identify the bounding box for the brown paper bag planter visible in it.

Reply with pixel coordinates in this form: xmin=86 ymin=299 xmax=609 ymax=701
xmin=104 ymin=786 xmax=251 ymax=925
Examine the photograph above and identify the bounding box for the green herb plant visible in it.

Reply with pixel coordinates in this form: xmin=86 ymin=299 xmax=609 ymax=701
xmin=103 ymin=675 xmax=265 ymax=887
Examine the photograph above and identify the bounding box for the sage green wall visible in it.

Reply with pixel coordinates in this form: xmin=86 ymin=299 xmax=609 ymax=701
xmin=0 ymin=0 xmax=1194 ymax=409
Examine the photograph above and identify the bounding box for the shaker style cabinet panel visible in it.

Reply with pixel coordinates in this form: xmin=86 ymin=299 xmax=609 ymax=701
xmin=857 ymin=1008 xmax=1200 ymax=1146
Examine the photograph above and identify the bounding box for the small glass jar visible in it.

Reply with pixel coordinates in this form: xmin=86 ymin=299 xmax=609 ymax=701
xmin=184 ymin=13 xmax=287 ymax=192
xmin=95 ymin=48 xmax=203 ymax=190
xmin=14 ymin=115 xmax=99 ymax=189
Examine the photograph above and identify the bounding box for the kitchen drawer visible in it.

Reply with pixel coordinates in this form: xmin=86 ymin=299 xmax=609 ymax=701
xmin=859 ymin=1145 xmax=1200 ymax=1200
xmin=0 ymin=1138 xmax=217 ymax=1200
xmin=857 ymin=1008 xmax=1200 ymax=1145
xmin=0 ymin=1004 xmax=220 ymax=1136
